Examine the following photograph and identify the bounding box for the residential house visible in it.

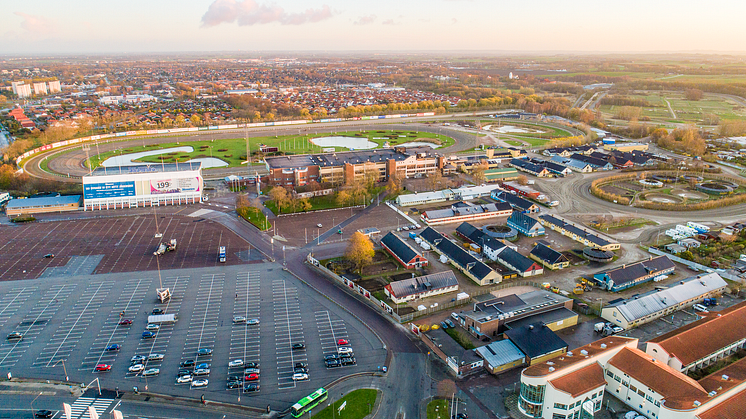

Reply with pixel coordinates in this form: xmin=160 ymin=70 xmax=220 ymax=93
xmin=530 ymin=243 xmax=570 ymax=270
xmin=508 ymin=212 xmax=545 ymax=237
xmin=380 ymin=232 xmax=429 ymax=269
xmin=384 ymin=271 xmax=458 ymax=304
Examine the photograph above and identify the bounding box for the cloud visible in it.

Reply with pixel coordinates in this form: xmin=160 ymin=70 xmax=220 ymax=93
xmin=451 ymin=18 xmax=458 ymax=24
xmin=354 ymin=15 xmax=376 ymax=25
xmin=13 ymin=12 xmax=57 ymax=38
xmin=201 ymin=0 xmax=333 ymax=27
xmin=382 ymin=19 xmax=396 ymax=25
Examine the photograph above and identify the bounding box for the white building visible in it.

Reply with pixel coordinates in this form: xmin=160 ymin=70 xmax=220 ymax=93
xmin=98 ymin=94 xmax=158 ymax=105
xmin=11 ymin=82 xmax=31 ymax=98
xmin=32 ymin=82 xmax=48 ymax=95
xmin=48 ymin=80 xmax=61 ymax=93
xmin=82 ymin=163 xmax=203 ymax=211
xmin=519 ymin=334 xmax=746 ymax=419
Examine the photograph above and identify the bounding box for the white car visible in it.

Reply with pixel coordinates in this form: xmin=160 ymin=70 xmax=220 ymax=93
xmin=146 ymin=323 xmax=160 ymax=331
xmin=192 ymin=378 xmax=209 ymax=387
xmin=292 ymin=373 xmax=309 ymax=381
xmin=193 ymin=368 xmax=210 ymax=376
xmin=247 ymin=318 xmax=260 ymax=325
xmin=128 ymin=364 xmax=144 ymax=373
xmin=177 ymin=374 xmax=193 ymax=383
xmin=337 ymin=346 xmax=353 ymax=354
xmin=317 ymin=223 xmax=323 ymax=228
xmin=229 ymin=359 xmax=244 ymax=368
xmin=142 ymin=368 xmax=160 ymax=377
xmin=233 ymin=316 xmax=247 ymax=324
xmin=147 ymin=353 xmax=164 ymax=361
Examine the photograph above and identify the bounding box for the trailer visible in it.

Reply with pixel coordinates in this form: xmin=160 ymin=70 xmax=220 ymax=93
xmin=156 ymin=288 xmax=171 ymax=303
xmin=154 ymin=239 xmax=177 ymax=256
xmin=687 ymin=222 xmax=710 ymax=233
xmin=147 ymin=314 xmax=177 ymax=324
xmin=219 ymin=246 xmax=226 ymax=263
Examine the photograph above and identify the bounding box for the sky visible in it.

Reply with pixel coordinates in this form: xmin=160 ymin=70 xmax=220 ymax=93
xmin=1 ymin=0 xmax=745 ymax=54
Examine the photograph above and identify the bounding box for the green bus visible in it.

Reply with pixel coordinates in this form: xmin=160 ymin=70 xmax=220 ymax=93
xmin=291 ymin=387 xmax=328 ymax=417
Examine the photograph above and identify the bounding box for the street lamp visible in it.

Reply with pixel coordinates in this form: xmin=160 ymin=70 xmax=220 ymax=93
xmin=53 ymin=359 xmax=68 ymax=382
xmin=29 ymin=391 xmax=42 ymax=418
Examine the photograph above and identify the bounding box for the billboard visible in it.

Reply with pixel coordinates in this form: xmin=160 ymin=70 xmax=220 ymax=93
xmin=150 ymin=177 xmax=200 ymax=195
xmin=84 ymin=181 xmax=136 ymax=199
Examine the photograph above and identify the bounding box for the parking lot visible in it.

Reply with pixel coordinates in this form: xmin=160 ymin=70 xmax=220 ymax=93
xmin=0 ymin=214 xmax=252 ymax=281
xmin=0 ymin=263 xmax=386 ymax=408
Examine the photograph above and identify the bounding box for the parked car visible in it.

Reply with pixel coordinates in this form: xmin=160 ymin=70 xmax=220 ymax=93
xmin=151 ymin=308 xmax=164 ymax=315
xmin=7 ymin=332 xmax=22 ymax=340
xmin=693 ymin=303 xmax=709 ymax=313
xmin=325 ymin=359 xmax=341 ymax=368
xmin=180 ymin=359 xmax=195 ymax=368
xmin=341 ymin=357 xmax=356 ymax=366
xmin=245 ymin=373 xmax=259 ymax=381
xmin=35 ymin=410 xmax=54 ymax=418
xmin=193 ymin=368 xmax=210 ymax=376
xmin=128 ymin=364 xmax=144 ymax=373
xmin=141 ymin=331 xmax=156 ymax=339
xmin=178 ymin=369 xmax=191 ymax=377
xmin=244 ymin=362 xmax=259 ymax=368
xmin=227 ymin=380 xmax=242 ymax=389
xmin=243 ymin=383 xmax=260 ymax=392
xmin=247 ymin=318 xmax=260 ymax=325
xmin=294 ymin=367 xmax=308 ymax=374
xmin=295 ymin=362 xmax=308 ymax=369
xmin=317 ymin=223 xmax=323 ymax=228
xmin=227 ymin=374 xmax=242 ymax=382
xmin=146 ymin=323 xmax=160 ymax=331
xmin=445 ymin=319 xmax=455 ymax=328
xmin=106 ymin=344 xmax=121 ymax=352
xmin=324 ymin=354 xmax=339 ymax=361
xmin=43 ymin=254 xmax=55 ymax=259
xmin=229 ymin=359 xmax=244 ymax=368
xmin=196 ymin=363 xmax=210 ymax=370
xmin=451 ymin=313 xmax=460 ymax=321
xmin=337 ymin=346 xmax=353 ymax=354
xmin=292 ymin=373 xmax=309 ymax=381
xmin=95 ymin=364 xmax=112 ymax=372
xmin=118 ymin=319 xmax=133 ymax=326
xmin=244 ymin=367 xmax=260 ymax=374
xmin=233 ymin=316 xmax=247 ymax=324
xmin=337 ymin=339 xmax=349 ymax=345
xmin=147 ymin=354 xmax=164 ymax=361
xmin=197 ymin=348 xmax=213 ymax=356
xmin=292 ymin=343 xmax=305 ymax=350
xmin=177 ymin=375 xmax=193 ymax=384
xmin=192 ymin=378 xmax=209 ymax=387
xmin=440 ymin=321 xmax=449 ymax=329
xmin=131 ymin=355 xmax=147 ymax=363
xmin=142 ymin=368 xmax=160 ymax=376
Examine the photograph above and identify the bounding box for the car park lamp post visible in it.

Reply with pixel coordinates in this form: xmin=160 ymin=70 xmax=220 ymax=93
xmin=53 ymin=359 xmax=68 ymax=382
xmin=29 ymin=391 xmax=42 ymax=418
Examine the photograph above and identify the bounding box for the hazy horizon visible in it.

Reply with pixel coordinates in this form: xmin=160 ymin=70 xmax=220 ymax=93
xmin=2 ymin=0 xmax=746 ymax=55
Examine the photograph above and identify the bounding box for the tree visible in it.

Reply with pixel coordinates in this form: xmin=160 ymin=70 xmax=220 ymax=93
xmin=471 ymin=162 xmax=489 ymax=183
xmin=268 ymin=186 xmax=290 ymax=214
xmin=386 ymin=172 xmax=402 ymax=195
xmin=190 ymin=115 xmax=202 ymax=127
xmin=345 ymin=232 xmax=375 ymax=272
xmin=426 ymin=171 xmax=443 ymax=191
xmin=685 ymin=89 xmax=703 ymax=101
xmin=516 ymin=175 xmax=528 ymax=186
xmin=298 ymin=198 xmax=312 ymax=212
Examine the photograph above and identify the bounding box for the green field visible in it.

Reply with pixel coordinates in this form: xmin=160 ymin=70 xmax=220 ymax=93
xmin=427 ymin=399 xmax=451 ymax=419
xmin=504 ymin=140 xmax=523 ymax=146
xmin=86 ymin=130 xmax=454 ymax=170
xmin=311 ymin=389 xmax=379 ymax=419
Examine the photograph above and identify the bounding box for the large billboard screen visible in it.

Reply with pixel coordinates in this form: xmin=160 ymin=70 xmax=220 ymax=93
xmin=150 ymin=177 xmax=200 ymax=195
xmin=84 ymin=181 xmax=136 ymax=199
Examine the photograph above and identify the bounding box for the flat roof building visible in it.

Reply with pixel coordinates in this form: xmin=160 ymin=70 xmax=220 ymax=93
xmin=505 ymin=323 xmax=568 ymax=366
xmin=384 ymin=271 xmax=458 ymax=304
xmin=6 ymin=194 xmax=82 ymax=217
xmin=421 ymin=201 xmax=512 ymax=226
xmin=475 ymin=339 xmax=526 ymax=375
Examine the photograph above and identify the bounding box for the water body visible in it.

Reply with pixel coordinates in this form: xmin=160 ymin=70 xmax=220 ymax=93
xmin=492 ymin=125 xmax=541 ymax=134
xmin=394 ymin=141 xmax=440 ymax=149
xmin=101 ymin=147 xmax=229 ymax=168
xmin=309 ymin=136 xmax=377 ymax=150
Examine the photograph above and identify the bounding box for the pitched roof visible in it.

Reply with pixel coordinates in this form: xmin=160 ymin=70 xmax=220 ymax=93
xmin=423 ymin=202 xmax=510 ymax=221
xmin=380 ymin=232 xmax=422 ymax=264
xmin=510 ymin=158 xmax=547 ymax=174
xmin=607 ymin=347 xmax=707 ymax=410
xmin=647 ymin=301 xmax=746 ymax=367
xmin=505 ymin=323 xmax=567 ymax=359
xmin=508 ymin=212 xmax=541 ymax=231
xmin=530 ymin=243 xmax=569 ymax=265
xmin=697 ymin=388 xmax=746 ymax=419
xmin=456 ymin=222 xmax=486 ymax=243
xmin=570 ymin=153 xmax=610 ymax=168
xmin=539 ymin=214 xmax=616 ymax=248
xmin=421 ymin=227 xmax=495 ymax=280
xmin=497 ymin=247 xmax=540 ymax=273
xmin=493 ymin=191 xmax=536 ymax=211
xmin=598 ymin=255 xmax=676 ymax=287
xmin=549 ymin=362 xmax=606 ymax=398
xmin=386 ymin=271 xmax=458 ymax=299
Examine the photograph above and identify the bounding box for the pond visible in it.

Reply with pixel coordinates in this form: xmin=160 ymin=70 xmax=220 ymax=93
xmin=101 ymin=146 xmax=229 ymax=168
xmin=491 ymin=125 xmax=542 ymax=134
xmin=394 ymin=141 xmax=440 ymax=149
xmin=309 ymin=136 xmax=377 ymax=150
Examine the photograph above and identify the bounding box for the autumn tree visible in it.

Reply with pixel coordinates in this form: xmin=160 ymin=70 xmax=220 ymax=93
xmin=427 ymin=170 xmax=443 ymax=191
xmin=685 ymin=89 xmax=703 ymax=101
xmin=471 ymin=162 xmax=489 ymax=183
xmin=268 ymin=186 xmax=291 ymax=214
xmin=386 ymin=172 xmax=402 ymax=195
xmin=517 ymin=175 xmax=528 ymax=186
xmin=345 ymin=231 xmax=375 ymax=272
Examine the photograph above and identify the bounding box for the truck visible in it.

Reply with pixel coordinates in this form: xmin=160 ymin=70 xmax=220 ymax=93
xmin=219 ymin=246 xmax=226 ymax=263
xmin=156 ymin=288 xmax=171 ymax=303
xmin=153 ymin=239 xmax=177 ymax=256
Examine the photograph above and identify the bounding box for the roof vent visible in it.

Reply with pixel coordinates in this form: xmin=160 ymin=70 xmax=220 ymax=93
xmin=547 ymin=361 xmax=555 ymax=365
xmin=708 ymin=391 xmax=717 ymax=397
xmin=722 ymin=374 xmax=730 ymax=381
xmin=693 ymin=401 xmax=701 ymax=407
xmin=529 ymin=325 xmax=534 ymax=330
xmin=580 ymin=350 xmax=588 ymax=356
xmin=548 ymin=367 xmax=555 ymax=372
xmin=567 ymin=351 xmax=573 ymax=356
xmin=600 ymin=343 xmax=607 ymax=349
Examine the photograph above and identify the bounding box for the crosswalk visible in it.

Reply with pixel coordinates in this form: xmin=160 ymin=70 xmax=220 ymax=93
xmin=68 ymin=397 xmax=115 ymax=419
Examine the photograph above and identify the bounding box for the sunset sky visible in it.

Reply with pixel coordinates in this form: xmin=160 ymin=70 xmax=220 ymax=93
xmin=2 ymin=0 xmax=744 ymax=54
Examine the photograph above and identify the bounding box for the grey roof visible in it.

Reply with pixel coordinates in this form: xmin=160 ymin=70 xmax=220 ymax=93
xmin=505 ymin=323 xmax=568 ymax=359
xmin=570 ymin=153 xmax=610 ymax=168
xmin=424 ymin=202 xmax=511 ymax=221
xmin=88 ymin=162 xmax=201 ymax=176
xmin=475 ymin=339 xmax=525 ymax=367
xmin=386 ymin=271 xmax=458 ymax=299
xmin=456 ymin=222 xmax=486 ymax=243
xmin=543 ymin=161 xmax=572 ymax=174
xmin=510 ymin=158 xmax=547 ymax=174
xmin=493 ymin=191 xmax=536 ymax=212
xmin=6 ymin=195 xmax=82 ymax=209
xmin=421 ymin=227 xmax=495 ymax=280
xmin=539 ymin=214 xmax=616 ymax=248
xmin=508 ymin=212 xmax=541 ymax=231
xmin=465 ymin=290 xmax=569 ymax=323
xmin=265 ymin=146 xmax=437 ymax=169
xmin=497 ymin=247 xmax=540 ymax=273
xmin=381 ymin=232 xmax=422 ymax=264
xmin=505 ymin=307 xmax=577 ymax=330
xmin=530 ymin=243 xmax=568 ymax=265
xmin=606 ymin=273 xmax=727 ymax=322
xmin=597 ymin=256 xmax=675 ymax=287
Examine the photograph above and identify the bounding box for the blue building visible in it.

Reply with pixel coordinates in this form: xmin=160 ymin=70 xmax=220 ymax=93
xmin=508 ymin=213 xmax=545 ymax=237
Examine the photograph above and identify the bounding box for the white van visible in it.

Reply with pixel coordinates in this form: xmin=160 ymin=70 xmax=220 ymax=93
xmin=693 ymin=303 xmax=709 ymax=313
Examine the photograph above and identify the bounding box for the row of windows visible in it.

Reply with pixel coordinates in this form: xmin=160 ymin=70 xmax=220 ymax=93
xmin=519 ymin=383 xmax=545 ymax=404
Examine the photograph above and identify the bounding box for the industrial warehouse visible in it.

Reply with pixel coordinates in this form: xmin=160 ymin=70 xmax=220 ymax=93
xmin=82 ymin=163 xmax=204 ymax=210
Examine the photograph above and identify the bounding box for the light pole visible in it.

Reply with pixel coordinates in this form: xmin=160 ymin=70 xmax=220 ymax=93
xmin=53 ymin=359 xmax=68 ymax=382
xmin=30 ymin=391 xmax=42 ymax=418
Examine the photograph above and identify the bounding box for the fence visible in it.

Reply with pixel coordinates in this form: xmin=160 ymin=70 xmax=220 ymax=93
xmin=647 ymin=246 xmax=712 ymax=272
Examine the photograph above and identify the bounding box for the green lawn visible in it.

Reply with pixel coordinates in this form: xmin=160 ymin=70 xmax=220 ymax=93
xmin=504 ymin=140 xmax=523 ymax=146
xmin=237 ymin=206 xmax=271 ymax=231
xmin=427 ymin=399 xmax=451 ymax=419
xmin=86 ymin=130 xmax=454 ymax=170
xmin=265 ymin=194 xmax=344 ymax=214
xmin=311 ymin=389 xmax=379 ymax=419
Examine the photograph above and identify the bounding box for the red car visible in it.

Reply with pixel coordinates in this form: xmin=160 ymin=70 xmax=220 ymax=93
xmin=244 ymin=373 xmax=259 ymax=381
xmin=337 ymin=339 xmax=349 ymax=345
xmin=95 ymin=364 xmax=112 ymax=372
xmin=118 ymin=319 xmax=133 ymax=326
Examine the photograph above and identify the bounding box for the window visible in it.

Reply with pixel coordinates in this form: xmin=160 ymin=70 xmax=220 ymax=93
xmin=554 ymin=403 xmax=567 ymax=410
xmin=637 ymin=389 xmax=645 ymax=397
xmin=614 ymin=375 xmax=621 ymax=382
xmin=520 ymin=383 xmax=545 ymax=404
xmin=606 ymin=370 xmax=613 ymax=378
xmin=629 ymin=385 xmax=637 ymax=393
xmin=552 ymin=414 xmax=566 ymax=419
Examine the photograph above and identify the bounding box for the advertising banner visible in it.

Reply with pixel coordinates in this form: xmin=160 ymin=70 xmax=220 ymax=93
xmin=150 ymin=177 xmax=200 ymax=195
xmin=84 ymin=181 xmax=136 ymax=199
